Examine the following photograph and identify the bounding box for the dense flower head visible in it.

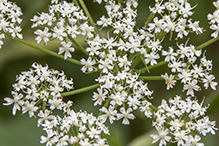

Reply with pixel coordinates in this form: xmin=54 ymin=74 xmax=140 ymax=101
xmin=150 ymin=95 xmax=218 ymax=146
xmin=161 ymin=41 xmax=217 ymax=96
xmin=3 ymin=62 xmax=109 ymax=145
xmin=3 ymin=62 xmax=74 ymax=116
xmin=0 ymin=0 xmax=23 ymax=48
xmin=31 ymin=1 xmax=88 ymax=59
xmin=40 ymin=110 xmax=109 ymax=146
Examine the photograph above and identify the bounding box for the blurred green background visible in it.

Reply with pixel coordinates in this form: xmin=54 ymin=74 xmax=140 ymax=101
xmin=0 ymin=0 xmax=219 ymax=145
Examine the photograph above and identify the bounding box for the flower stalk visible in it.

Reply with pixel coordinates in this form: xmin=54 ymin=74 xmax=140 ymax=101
xmin=4 ymin=33 xmax=82 ymax=66
xmin=61 ymin=83 xmax=100 ymax=97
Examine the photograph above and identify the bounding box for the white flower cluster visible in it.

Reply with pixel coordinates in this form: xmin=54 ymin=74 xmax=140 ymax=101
xmin=0 ymin=0 xmax=23 ymax=48
xmin=95 ymin=72 xmax=153 ymax=125
xmin=151 ymin=95 xmax=218 ymax=146
xmin=148 ymin=0 xmax=203 ymax=38
xmin=208 ymin=0 xmax=219 ymax=38
xmin=40 ymin=110 xmax=109 ymax=146
xmin=2 ymin=0 xmax=219 ymax=145
xmin=3 ymin=62 xmax=73 ymax=116
xmin=3 ymin=62 xmax=109 ymax=146
xmin=161 ymin=41 xmax=217 ymax=96
xmin=31 ymin=1 xmax=89 ymax=59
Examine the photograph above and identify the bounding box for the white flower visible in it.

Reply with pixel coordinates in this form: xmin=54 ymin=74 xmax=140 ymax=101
xmin=110 ymin=91 xmax=126 ymax=106
xmin=145 ymin=51 xmax=160 ymax=66
xmin=127 ymin=95 xmax=140 ymax=110
xmin=148 ymin=17 xmax=165 ymax=33
xmin=210 ymin=23 xmax=219 ymax=38
xmin=86 ymin=126 xmax=101 ymax=139
xmin=3 ymin=91 xmax=24 ymax=115
xmin=92 ymin=87 xmax=108 ymax=106
xmin=183 ymin=79 xmax=200 ymax=96
xmin=52 ymin=26 xmax=67 ymax=41
xmin=98 ymin=106 xmax=117 ymax=124
xmin=162 ymin=47 xmax=178 ymax=62
xmin=208 ymin=10 xmax=219 ymax=23
xmin=22 ymin=101 xmax=38 ymax=117
xmin=161 ymin=73 xmax=176 ymax=90
xmin=48 ymin=96 xmax=63 ymax=110
xmin=149 ymin=1 xmax=165 ymax=14
xmin=34 ymin=27 xmax=51 ymax=44
xmin=80 ymin=57 xmax=96 ymax=73
xmin=139 ymin=100 xmax=153 ymax=118
xmin=173 ymin=130 xmax=188 ymax=146
xmin=185 ymin=135 xmax=204 ymax=146
xmin=98 ymin=59 xmax=114 ymax=73
xmin=178 ymin=69 xmax=192 ymax=84
xmin=118 ymin=55 xmax=132 ymax=70
xmin=97 ymin=15 xmax=112 ymax=28
xmin=117 ymin=107 xmax=135 ymax=125
xmin=40 ymin=129 xmax=58 ymax=146
xmin=80 ymin=22 xmax=94 ymax=38
xmin=179 ymin=2 xmax=195 ymax=18
xmin=151 ymin=127 xmax=171 ymax=146
xmin=58 ymin=41 xmax=75 ymax=60
xmin=202 ymin=74 xmax=218 ymax=90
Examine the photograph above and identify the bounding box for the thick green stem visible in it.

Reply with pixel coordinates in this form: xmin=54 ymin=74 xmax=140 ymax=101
xmin=196 ymin=36 xmax=219 ymax=50
xmin=68 ymin=34 xmax=89 ymax=56
xmin=5 ymin=33 xmax=82 ymax=66
xmin=78 ymin=0 xmax=99 ymax=34
xmin=73 ymin=0 xmax=80 ymax=6
xmin=61 ymin=83 xmax=100 ymax=97
xmin=139 ymin=76 xmax=163 ymax=80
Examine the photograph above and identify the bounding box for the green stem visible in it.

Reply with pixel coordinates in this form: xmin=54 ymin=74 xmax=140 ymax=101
xmin=130 ymin=53 xmax=142 ymax=69
xmin=138 ymin=61 xmax=167 ymax=73
xmin=149 ymin=105 xmax=157 ymax=113
xmin=78 ymin=0 xmax=99 ymax=34
xmin=73 ymin=0 xmax=80 ymax=6
xmin=98 ymin=98 xmax=111 ymax=116
xmin=5 ymin=33 xmax=82 ymax=66
xmin=196 ymin=36 xmax=219 ymax=50
xmin=61 ymin=83 xmax=100 ymax=97
xmin=138 ymin=76 xmax=163 ymax=80
xmin=145 ymin=12 xmax=154 ymax=28
xmin=137 ymin=36 xmax=219 ymax=73
xmin=68 ymin=34 xmax=89 ymax=56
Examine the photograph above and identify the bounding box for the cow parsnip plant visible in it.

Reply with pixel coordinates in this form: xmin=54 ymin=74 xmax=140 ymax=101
xmin=2 ymin=0 xmax=219 ymax=145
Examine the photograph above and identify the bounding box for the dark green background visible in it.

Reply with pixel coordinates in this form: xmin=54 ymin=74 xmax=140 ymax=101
xmin=0 ymin=0 xmax=219 ymax=145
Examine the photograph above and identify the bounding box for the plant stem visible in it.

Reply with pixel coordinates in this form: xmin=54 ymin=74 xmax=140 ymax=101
xmin=78 ymin=0 xmax=99 ymax=34
xmin=73 ymin=0 xmax=80 ymax=6
xmin=145 ymin=12 xmax=154 ymax=28
xmin=5 ymin=33 xmax=82 ymax=66
xmin=130 ymin=53 xmax=142 ymax=69
xmin=137 ymin=36 xmax=219 ymax=73
xmin=196 ymin=36 xmax=219 ymax=50
xmin=138 ymin=61 xmax=167 ymax=73
xmin=68 ymin=34 xmax=89 ymax=56
xmin=61 ymin=83 xmax=100 ymax=97
xmin=139 ymin=76 xmax=163 ymax=80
